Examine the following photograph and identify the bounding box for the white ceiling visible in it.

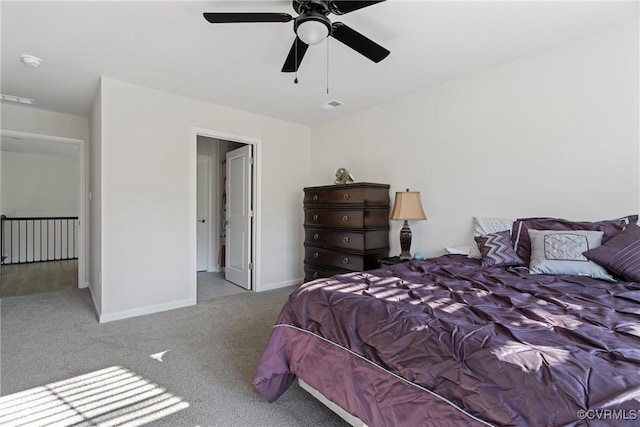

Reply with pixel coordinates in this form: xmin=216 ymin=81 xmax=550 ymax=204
xmin=1 ymin=1 xmax=637 ymax=126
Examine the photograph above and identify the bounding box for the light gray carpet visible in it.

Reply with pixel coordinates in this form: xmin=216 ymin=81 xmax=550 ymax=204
xmin=0 ymin=287 xmax=347 ymax=426
xmin=197 ymin=272 xmax=247 ymax=302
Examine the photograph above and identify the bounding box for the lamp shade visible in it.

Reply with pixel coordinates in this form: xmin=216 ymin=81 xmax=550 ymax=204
xmin=390 ymin=190 xmax=427 ymax=221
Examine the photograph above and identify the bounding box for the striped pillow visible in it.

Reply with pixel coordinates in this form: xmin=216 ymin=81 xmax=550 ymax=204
xmin=583 ymin=224 xmax=640 ymax=282
xmin=475 ymin=230 xmax=525 ymax=267
xmin=468 ymin=217 xmax=514 ymax=259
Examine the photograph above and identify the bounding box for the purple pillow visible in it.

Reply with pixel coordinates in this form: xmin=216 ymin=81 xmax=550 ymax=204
xmin=511 ymin=215 xmax=638 ymax=262
xmin=583 ymin=224 xmax=640 ymax=282
xmin=475 ymin=230 xmax=525 ymax=267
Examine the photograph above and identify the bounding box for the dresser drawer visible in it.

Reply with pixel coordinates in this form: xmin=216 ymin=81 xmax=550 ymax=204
xmin=304 ymin=208 xmax=389 ymax=229
xmin=303 ymin=263 xmax=349 ymax=282
xmin=304 ymin=228 xmax=389 ymax=251
xmin=305 ymin=246 xmax=364 ymax=271
xmin=304 ymin=184 xmax=389 ymax=206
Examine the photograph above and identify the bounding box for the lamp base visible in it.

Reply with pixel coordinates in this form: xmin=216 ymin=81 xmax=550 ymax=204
xmin=399 ymin=220 xmax=412 ymax=260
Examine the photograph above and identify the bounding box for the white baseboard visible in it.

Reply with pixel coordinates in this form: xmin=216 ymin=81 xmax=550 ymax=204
xmin=257 ymin=277 xmax=303 ymax=292
xmin=99 ymin=297 xmax=195 ymax=323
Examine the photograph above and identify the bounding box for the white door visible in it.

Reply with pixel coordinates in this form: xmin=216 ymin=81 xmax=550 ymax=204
xmin=196 ymin=156 xmax=210 ymax=272
xmin=225 ymin=145 xmax=252 ymax=289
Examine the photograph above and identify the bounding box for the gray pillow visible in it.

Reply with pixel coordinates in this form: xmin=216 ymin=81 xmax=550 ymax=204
xmin=527 ymin=229 xmax=613 ymax=280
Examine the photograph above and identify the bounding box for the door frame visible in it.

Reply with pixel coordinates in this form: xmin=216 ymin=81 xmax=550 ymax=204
xmin=190 ymin=127 xmax=261 ymax=296
xmin=0 ymin=129 xmax=87 ymax=289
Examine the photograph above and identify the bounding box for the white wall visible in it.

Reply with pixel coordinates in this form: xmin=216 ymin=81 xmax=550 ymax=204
xmin=1 ymin=150 xmax=78 ymax=216
xmin=98 ymin=76 xmax=310 ymax=321
xmin=89 ymin=81 xmax=103 ymax=314
xmin=1 ymin=104 xmax=89 ymax=140
xmin=310 ymin=24 xmax=639 ymax=257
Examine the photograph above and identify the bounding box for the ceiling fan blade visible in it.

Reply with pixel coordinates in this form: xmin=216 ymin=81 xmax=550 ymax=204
xmin=203 ymin=12 xmax=293 ymax=24
xmin=329 ymin=1 xmax=386 ymax=15
xmin=281 ymin=37 xmax=309 ymax=72
xmin=330 ymin=22 xmax=390 ymax=63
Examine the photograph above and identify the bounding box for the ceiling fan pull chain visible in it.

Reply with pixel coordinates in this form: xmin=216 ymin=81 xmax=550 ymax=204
xmin=326 ymin=38 xmax=330 ymax=94
xmin=294 ymin=37 xmax=299 ymax=84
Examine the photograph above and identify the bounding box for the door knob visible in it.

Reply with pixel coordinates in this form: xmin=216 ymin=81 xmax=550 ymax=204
xmin=198 ymin=219 xmax=206 ymax=223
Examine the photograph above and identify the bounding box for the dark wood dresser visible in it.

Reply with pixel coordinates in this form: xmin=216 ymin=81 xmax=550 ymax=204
xmin=303 ymin=183 xmax=390 ymax=282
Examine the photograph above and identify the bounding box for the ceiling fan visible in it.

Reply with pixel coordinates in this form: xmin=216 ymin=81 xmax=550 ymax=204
xmin=203 ymin=0 xmax=390 ymax=73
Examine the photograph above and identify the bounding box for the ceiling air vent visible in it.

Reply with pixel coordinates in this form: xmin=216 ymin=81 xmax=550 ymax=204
xmin=0 ymin=94 xmax=33 ymax=104
xmin=318 ymin=99 xmax=345 ymax=111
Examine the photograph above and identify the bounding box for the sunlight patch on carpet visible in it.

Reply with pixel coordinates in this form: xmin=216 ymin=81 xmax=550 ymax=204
xmin=149 ymin=350 xmax=170 ymax=362
xmin=0 ymin=366 xmax=189 ymax=426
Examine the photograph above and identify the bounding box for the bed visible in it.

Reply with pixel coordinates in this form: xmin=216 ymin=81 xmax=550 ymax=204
xmin=253 ymin=217 xmax=640 ymax=426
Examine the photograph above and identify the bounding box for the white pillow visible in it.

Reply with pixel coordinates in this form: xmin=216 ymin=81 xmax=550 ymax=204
xmin=528 ymin=229 xmax=613 ymax=280
xmin=445 ymin=245 xmax=472 ymax=256
xmin=468 ymin=217 xmax=514 ymax=259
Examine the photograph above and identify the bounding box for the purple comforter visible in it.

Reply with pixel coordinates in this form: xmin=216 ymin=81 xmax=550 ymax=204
xmin=254 ymin=255 xmax=640 ymax=426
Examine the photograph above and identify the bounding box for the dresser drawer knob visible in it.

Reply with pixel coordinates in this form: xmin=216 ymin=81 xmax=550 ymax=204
xmin=342 ymin=215 xmax=349 ymax=222
xmin=313 ymin=233 xmax=319 ymax=240
xmin=343 ymin=194 xmax=350 ymax=200
xmin=343 ymin=257 xmax=350 ymax=264
xmin=313 ymin=214 xmax=319 ymax=221
xmin=313 ymin=272 xmax=319 ymax=279
xmin=342 ymin=236 xmax=350 ymax=243
xmin=313 ymin=252 xmax=319 ymax=259
xmin=312 ymin=195 xmax=319 ymax=201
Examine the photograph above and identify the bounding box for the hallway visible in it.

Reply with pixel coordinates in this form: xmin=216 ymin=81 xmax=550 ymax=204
xmin=1 ymin=260 xmax=78 ymax=297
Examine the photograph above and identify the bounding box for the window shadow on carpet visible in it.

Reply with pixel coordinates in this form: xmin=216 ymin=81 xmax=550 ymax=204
xmin=0 ymin=366 xmax=189 ymax=426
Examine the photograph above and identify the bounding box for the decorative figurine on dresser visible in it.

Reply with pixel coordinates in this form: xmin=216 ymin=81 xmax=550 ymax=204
xmin=334 ymin=167 xmax=355 ymax=185
xmin=303 ymin=181 xmax=390 ymax=282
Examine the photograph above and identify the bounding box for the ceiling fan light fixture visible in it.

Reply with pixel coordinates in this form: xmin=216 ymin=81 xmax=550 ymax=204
xmin=203 ymin=0 xmax=390 ymax=73
xmin=295 ymin=14 xmax=330 ymax=45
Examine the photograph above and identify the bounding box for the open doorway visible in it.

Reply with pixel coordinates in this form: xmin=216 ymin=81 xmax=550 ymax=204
xmin=195 ymin=131 xmax=258 ymax=302
xmin=0 ymin=130 xmax=85 ymax=297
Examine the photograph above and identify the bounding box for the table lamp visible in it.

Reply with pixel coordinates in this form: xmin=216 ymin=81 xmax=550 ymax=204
xmin=390 ymin=189 xmax=427 ymax=260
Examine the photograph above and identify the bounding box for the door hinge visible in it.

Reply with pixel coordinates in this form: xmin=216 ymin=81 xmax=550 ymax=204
xmin=248 ymin=262 xmax=254 ymax=270
xmin=249 ymin=210 xmax=254 ymax=217
xmin=249 ymin=157 xmax=254 ymax=165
